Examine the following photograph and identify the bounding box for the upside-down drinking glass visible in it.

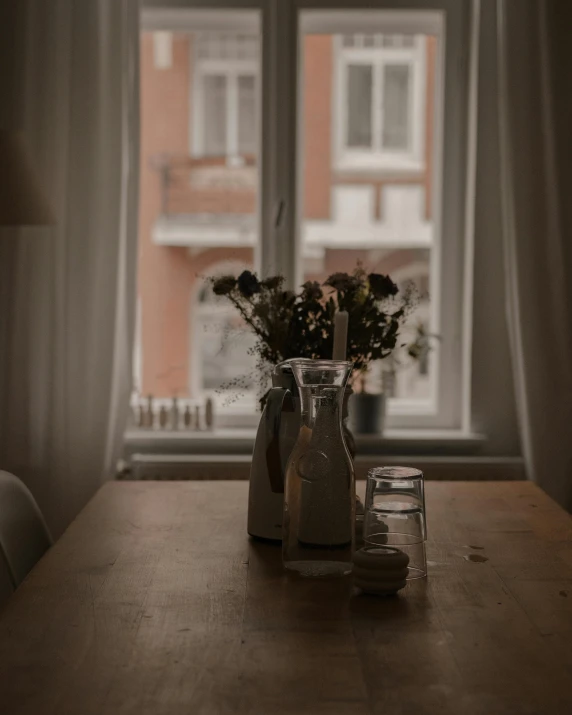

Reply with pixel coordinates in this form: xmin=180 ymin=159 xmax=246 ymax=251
xmin=364 ymin=466 xmax=427 ymax=579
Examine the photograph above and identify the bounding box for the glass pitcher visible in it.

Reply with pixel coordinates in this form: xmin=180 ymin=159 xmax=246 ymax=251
xmin=282 ymin=359 xmax=355 ymax=577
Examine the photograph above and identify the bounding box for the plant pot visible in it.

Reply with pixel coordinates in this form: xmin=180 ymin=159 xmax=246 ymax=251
xmin=348 ymin=392 xmax=386 ymax=435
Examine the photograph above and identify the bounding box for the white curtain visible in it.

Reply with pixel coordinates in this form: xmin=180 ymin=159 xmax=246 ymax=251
xmin=498 ymin=0 xmax=572 ymax=509
xmin=0 ymin=0 xmax=140 ymax=537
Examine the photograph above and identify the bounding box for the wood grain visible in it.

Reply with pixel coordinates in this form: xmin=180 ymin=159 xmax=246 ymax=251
xmin=0 ymin=481 xmax=571 ymax=714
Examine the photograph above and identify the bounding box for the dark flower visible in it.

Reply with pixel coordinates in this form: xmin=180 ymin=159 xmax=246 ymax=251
xmin=301 ymin=281 xmax=323 ymax=301
xmin=368 ymin=273 xmax=398 ymax=299
xmin=212 ymin=275 xmax=237 ymax=296
xmin=205 ymin=261 xmax=416 ymax=403
xmin=324 ymin=272 xmax=362 ymax=293
xmin=261 ymin=275 xmax=284 ymax=290
xmin=237 ymin=270 xmax=261 ymax=298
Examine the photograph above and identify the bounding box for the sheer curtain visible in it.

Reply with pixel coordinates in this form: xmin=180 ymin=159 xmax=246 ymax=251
xmin=0 ymin=0 xmax=140 ymax=536
xmin=498 ymin=0 xmax=572 ymax=509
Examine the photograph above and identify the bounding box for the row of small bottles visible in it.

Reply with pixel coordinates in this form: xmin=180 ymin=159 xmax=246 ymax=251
xmin=132 ymin=396 xmax=215 ymax=431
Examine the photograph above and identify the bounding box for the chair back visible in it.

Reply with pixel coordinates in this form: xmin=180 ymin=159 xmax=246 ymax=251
xmin=0 ymin=548 xmax=14 ymax=609
xmin=0 ymin=471 xmax=52 ymax=588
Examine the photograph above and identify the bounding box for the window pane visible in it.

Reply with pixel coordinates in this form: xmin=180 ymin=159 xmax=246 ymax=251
xmin=238 ymin=35 xmax=258 ymax=59
xmin=381 ymin=34 xmax=415 ymax=48
xmin=238 ymin=75 xmax=256 ymax=155
xmin=136 ymin=17 xmax=260 ymax=414
xmin=382 ymin=64 xmax=411 ymax=151
xmin=198 ymin=283 xmax=257 ymax=392
xmin=203 ymin=75 xmax=227 ymax=156
xmin=301 ymin=31 xmax=436 ymax=405
xmin=346 ymin=65 xmax=372 ymax=148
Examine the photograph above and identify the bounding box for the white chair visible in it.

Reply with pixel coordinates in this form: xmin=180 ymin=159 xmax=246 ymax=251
xmin=0 ymin=471 xmax=52 ymax=590
xmin=0 ymin=548 xmax=14 ymax=609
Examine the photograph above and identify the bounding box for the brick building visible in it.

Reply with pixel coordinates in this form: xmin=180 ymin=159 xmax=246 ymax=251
xmin=137 ymin=30 xmax=435 ymax=404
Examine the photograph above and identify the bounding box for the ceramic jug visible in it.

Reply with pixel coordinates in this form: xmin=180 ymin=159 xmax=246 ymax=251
xmin=247 ymin=360 xmax=304 ymax=541
xmin=247 ymin=359 xmax=361 ymax=543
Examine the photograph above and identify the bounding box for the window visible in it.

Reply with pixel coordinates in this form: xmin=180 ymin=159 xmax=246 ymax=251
xmin=192 ymin=263 xmax=257 ymax=410
xmin=382 ymin=64 xmax=411 ymax=149
xmin=346 ymin=64 xmax=373 ymax=147
xmin=138 ymin=3 xmax=474 ymax=432
xmin=153 ymin=31 xmax=173 ymax=69
xmin=191 ymin=34 xmax=259 ymax=160
xmin=336 ymin=34 xmax=426 ymax=170
xmin=137 ymin=12 xmax=260 ymax=412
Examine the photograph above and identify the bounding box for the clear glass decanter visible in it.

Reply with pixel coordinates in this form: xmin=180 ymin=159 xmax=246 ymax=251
xmin=282 ymin=360 xmax=355 ymax=577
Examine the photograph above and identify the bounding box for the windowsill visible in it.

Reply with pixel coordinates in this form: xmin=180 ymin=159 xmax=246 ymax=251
xmin=334 ymin=159 xmax=426 ymax=175
xmin=123 ymin=427 xmax=486 ymax=458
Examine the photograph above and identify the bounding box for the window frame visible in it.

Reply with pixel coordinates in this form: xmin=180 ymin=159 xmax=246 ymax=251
xmin=294 ymin=2 xmax=475 ymax=431
xmin=335 ymin=34 xmax=427 ymax=171
xmin=141 ymin=0 xmax=477 ymax=433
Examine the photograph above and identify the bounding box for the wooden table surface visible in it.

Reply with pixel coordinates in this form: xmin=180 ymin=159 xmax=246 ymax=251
xmin=1 ymin=481 xmax=572 ymax=715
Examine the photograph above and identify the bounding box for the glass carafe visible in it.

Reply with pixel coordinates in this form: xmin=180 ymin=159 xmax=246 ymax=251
xmin=282 ymin=360 xmax=355 ymax=577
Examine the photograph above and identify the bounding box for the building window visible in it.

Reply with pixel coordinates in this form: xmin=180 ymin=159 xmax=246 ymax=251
xmin=191 ymin=34 xmax=259 ymax=161
xmin=336 ymin=34 xmax=426 ymax=171
xmin=192 ymin=266 xmax=257 ymax=408
xmin=153 ymin=31 xmax=173 ymax=69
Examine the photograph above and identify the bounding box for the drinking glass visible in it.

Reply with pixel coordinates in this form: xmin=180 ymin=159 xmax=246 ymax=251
xmin=364 ymin=466 xmax=427 ymax=579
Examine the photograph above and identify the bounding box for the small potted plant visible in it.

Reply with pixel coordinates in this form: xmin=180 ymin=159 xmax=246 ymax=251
xmin=346 ymin=370 xmax=388 ymax=436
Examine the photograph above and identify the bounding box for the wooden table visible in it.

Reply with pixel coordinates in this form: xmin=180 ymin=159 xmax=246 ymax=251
xmin=1 ymin=481 xmax=572 ymax=715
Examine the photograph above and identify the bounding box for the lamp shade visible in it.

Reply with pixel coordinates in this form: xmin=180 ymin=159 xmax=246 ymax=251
xmin=0 ymin=130 xmax=54 ymax=227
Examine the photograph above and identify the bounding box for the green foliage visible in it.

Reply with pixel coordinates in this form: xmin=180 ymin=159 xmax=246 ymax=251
xmin=208 ymin=265 xmax=417 ymax=382
xmin=403 ymin=320 xmax=441 ymax=368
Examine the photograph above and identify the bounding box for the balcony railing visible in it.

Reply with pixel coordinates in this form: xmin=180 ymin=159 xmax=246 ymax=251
xmin=151 ymin=153 xmax=257 ymax=219
xmin=150 ymin=154 xmax=433 ymax=253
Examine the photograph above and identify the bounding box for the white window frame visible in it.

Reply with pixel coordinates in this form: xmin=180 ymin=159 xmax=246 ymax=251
xmin=190 ymin=39 xmax=259 ymax=161
xmin=141 ymin=0 xmax=477 ymax=433
xmin=335 ymin=34 xmax=426 ymax=171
